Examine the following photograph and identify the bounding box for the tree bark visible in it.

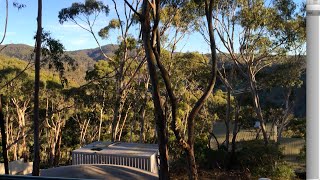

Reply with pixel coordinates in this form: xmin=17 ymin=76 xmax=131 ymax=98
xmin=248 ymin=70 xmax=268 ymax=145
xmin=231 ymin=103 xmax=239 ymax=154
xmin=0 ymin=95 xmax=9 ymax=174
xmin=98 ymin=108 xmax=103 ymax=141
xmin=186 ymin=147 xmax=197 ymax=180
xmin=224 ymin=88 xmax=231 ymax=150
xmin=139 ymin=102 xmax=147 ymax=143
xmin=229 ymin=102 xmax=240 ymax=169
xmin=98 ymin=91 xmax=105 ymax=141
xmin=32 ymin=0 xmax=42 ymax=176
xmin=111 ymin=95 xmax=121 ymax=142
xmin=140 ymin=1 xmax=170 ymax=179
xmin=117 ymin=105 xmax=131 ymax=141
xmin=54 ymin=132 xmax=62 ymax=166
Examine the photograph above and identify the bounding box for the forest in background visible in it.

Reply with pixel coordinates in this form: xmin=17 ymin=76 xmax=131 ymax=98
xmin=0 ymin=0 xmax=306 ymax=179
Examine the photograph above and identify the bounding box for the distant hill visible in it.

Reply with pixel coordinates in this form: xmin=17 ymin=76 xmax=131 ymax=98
xmin=0 ymin=43 xmax=117 ymax=62
xmin=71 ymin=44 xmax=118 ymax=61
xmin=0 ymin=44 xmax=118 ymax=85
xmin=0 ymin=44 xmax=34 ymax=60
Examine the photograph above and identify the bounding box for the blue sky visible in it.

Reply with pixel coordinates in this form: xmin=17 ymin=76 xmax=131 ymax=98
xmin=0 ymin=0 xmax=209 ymax=53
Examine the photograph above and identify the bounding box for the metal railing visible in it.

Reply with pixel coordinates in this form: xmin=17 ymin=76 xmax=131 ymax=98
xmin=0 ymin=175 xmax=90 ymax=180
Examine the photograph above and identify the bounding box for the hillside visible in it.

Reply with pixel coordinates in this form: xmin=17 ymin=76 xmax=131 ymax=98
xmin=0 ymin=44 xmax=118 ymax=86
xmin=0 ymin=44 xmax=117 ymax=61
xmin=0 ymin=43 xmax=306 ymax=117
xmin=70 ymin=44 xmax=118 ymax=61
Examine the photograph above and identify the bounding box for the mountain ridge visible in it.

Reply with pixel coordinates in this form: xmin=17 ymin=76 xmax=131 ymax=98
xmin=0 ymin=43 xmax=117 ymax=62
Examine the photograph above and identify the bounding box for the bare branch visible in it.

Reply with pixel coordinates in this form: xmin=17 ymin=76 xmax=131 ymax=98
xmin=0 ymin=0 xmax=8 ymax=45
xmin=124 ymin=0 xmax=141 ymax=19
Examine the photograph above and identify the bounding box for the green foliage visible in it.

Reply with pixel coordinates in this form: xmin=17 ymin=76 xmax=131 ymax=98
xmin=283 ymin=118 xmax=306 ymax=138
xmin=98 ymin=19 xmax=123 ymax=39
xmin=236 ymin=140 xmax=295 ymax=179
xmin=40 ymin=31 xmax=76 ymax=87
xmin=161 ymin=1 xmax=200 ymax=31
xmin=273 ymin=163 xmax=296 ymax=180
xmin=258 ymin=57 xmax=304 ymax=89
xmin=58 ymin=0 xmax=109 ymax=24
xmin=193 ymin=136 xmax=226 ymax=169
xmin=298 ymin=145 xmax=306 ymax=162
xmin=85 ymin=60 xmax=112 ymax=80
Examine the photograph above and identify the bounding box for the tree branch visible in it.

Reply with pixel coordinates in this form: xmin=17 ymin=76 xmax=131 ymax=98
xmin=0 ymin=0 xmax=8 ymax=45
xmin=124 ymin=0 xmax=141 ymax=19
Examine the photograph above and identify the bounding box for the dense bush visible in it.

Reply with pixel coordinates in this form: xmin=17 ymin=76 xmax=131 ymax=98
xmin=283 ymin=118 xmax=306 ymax=138
xmin=236 ymin=140 xmax=295 ymax=179
xmin=193 ymin=136 xmax=228 ymax=169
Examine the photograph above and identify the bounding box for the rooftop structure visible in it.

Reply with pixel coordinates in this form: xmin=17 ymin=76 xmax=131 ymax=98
xmin=72 ymin=142 xmax=159 ymax=174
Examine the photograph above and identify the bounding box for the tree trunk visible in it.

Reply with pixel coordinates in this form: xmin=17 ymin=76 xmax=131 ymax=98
xmin=49 ymin=141 xmax=55 ymax=167
xmin=224 ymin=88 xmax=231 ymax=150
xmin=111 ymin=55 xmax=126 ymax=142
xmin=54 ymin=132 xmax=62 ymax=166
xmin=117 ymin=105 xmax=131 ymax=141
xmin=140 ymin=1 xmax=170 ymax=178
xmin=98 ymin=91 xmax=105 ymax=141
xmin=186 ymin=146 xmax=198 ymax=180
xmin=82 ymin=119 xmax=90 ymax=145
xmin=248 ymin=71 xmax=268 ymax=145
xmin=32 ymin=0 xmax=42 ymax=176
xmin=98 ymin=108 xmax=103 ymax=141
xmin=229 ymin=102 xmax=240 ymax=168
xmin=111 ymin=95 xmax=121 ymax=142
xmin=277 ymin=125 xmax=284 ymax=143
xmin=0 ymin=95 xmax=9 ymax=174
xmin=210 ymin=132 xmax=220 ymax=149
xmin=139 ymin=99 xmax=147 ymax=143
xmin=22 ymin=126 xmax=27 ymax=162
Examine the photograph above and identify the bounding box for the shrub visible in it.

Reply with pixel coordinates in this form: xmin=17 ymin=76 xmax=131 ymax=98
xmin=236 ymin=140 xmax=295 ymax=179
xmin=273 ymin=163 xmax=296 ymax=179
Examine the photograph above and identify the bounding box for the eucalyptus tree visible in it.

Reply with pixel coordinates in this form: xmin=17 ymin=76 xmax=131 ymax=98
xmin=0 ymin=66 xmax=33 ymax=164
xmin=259 ymin=56 xmax=305 ymax=142
xmin=204 ymin=0 xmax=305 ymax=145
xmin=0 ymin=0 xmax=25 ymax=174
xmin=85 ymin=60 xmax=114 ymax=141
xmin=124 ymin=0 xmax=218 ymax=179
xmin=59 ymin=0 xmax=146 ymax=142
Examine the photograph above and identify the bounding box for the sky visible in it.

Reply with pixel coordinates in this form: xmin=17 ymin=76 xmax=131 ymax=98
xmin=0 ymin=0 xmax=210 ymax=53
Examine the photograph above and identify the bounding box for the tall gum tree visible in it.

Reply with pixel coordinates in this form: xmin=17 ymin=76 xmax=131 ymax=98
xmin=125 ymin=0 xmax=218 ymax=179
xmin=207 ymin=0 xmax=305 ymax=145
xmin=58 ymin=0 xmax=146 ymax=142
